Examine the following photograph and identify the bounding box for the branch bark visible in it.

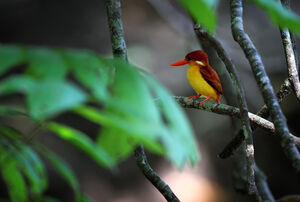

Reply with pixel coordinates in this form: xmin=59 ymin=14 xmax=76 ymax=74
xmin=174 ymin=96 xmax=300 ymax=149
xmin=220 ymin=79 xmax=293 ymax=158
xmin=280 ymin=0 xmax=300 ymax=100
xmin=230 ymin=0 xmax=300 ymax=174
xmin=105 ymin=0 xmax=127 ymax=60
xmin=134 ymin=146 xmax=180 ymax=202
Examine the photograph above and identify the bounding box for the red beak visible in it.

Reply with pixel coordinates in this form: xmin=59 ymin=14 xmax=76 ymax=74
xmin=169 ymin=59 xmax=188 ymax=66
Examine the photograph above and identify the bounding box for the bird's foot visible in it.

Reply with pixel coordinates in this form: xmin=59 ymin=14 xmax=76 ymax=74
xmin=187 ymin=94 xmax=202 ymax=100
xmin=199 ymin=95 xmax=212 ymax=106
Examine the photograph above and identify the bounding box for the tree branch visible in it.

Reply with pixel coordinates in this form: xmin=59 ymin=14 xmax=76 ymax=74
xmin=105 ymin=0 xmax=127 ymax=60
xmin=220 ymin=78 xmax=292 ymax=158
xmin=104 ymin=1 xmax=180 ymax=201
xmin=174 ymin=96 xmax=300 ymax=149
xmin=230 ymin=0 xmax=300 ymax=174
xmin=255 ymin=165 xmax=275 ymax=201
xmin=280 ymin=0 xmax=300 ymax=100
xmin=194 ymin=26 xmax=258 ymax=196
xmin=134 ymin=146 xmax=180 ymax=202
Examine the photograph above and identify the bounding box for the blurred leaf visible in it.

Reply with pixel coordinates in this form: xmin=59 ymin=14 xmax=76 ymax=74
xmin=26 ymin=48 xmax=68 ymax=80
xmin=97 ymin=127 xmax=136 ymax=161
xmin=0 ymin=76 xmax=37 ymax=94
xmin=177 ymin=0 xmax=218 ymax=33
xmin=65 ymin=50 xmax=111 ymax=101
xmin=0 ymin=145 xmax=28 ymax=202
xmin=0 ymin=126 xmax=48 ymax=195
xmin=0 ymin=105 xmax=26 ymax=116
xmin=47 ymin=122 xmax=115 ymax=168
xmin=142 ymin=71 xmax=199 ymax=166
xmin=27 ymin=80 xmax=87 ymax=120
xmin=0 ymin=45 xmax=24 ymax=76
xmin=251 ymin=0 xmax=300 ymax=35
xmin=73 ymin=106 xmax=164 ymax=155
xmin=37 ymin=146 xmax=81 ymax=201
xmin=78 ymin=194 xmax=93 ymax=202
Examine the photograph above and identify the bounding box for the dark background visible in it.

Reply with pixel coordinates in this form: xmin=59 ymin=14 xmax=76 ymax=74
xmin=0 ymin=0 xmax=300 ymax=201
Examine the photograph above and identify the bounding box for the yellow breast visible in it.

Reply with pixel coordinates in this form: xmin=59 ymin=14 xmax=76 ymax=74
xmin=187 ymin=63 xmax=218 ymax=102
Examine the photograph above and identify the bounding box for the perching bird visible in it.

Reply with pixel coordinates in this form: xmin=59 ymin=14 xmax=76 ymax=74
xmin=170 ymin=50 xmax=222 ymax=106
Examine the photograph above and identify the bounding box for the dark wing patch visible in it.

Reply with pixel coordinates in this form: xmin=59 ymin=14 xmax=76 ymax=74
xmin=199 ymin=65 xmax=223 ymax=94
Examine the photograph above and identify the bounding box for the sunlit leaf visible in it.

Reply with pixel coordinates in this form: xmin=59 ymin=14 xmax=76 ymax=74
xmin=47 ymin=122 xmax=115 ymax=168
xmin=251 ymin=0 xmax=300 ymax=35
xmin=0 ymin=45 xmax=24 ymax=76
xmin=0 ymin=145 xmax=28 ymax=202
xmin=26 ymin=48 xmax=68 ymax=80
xmin=27 ymin=80 xmax=87 ymax=120
xmin=177 ymin=0 xmax=218 ymax=33
xmin=0 ymin=126 xmax=48 ymax=195
xmin=97 ymin=127 xmax=136 ymax=161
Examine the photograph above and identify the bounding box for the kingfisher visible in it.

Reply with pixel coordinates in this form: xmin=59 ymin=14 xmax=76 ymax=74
xmin=170 ymin=50 xmax=222 ymax=106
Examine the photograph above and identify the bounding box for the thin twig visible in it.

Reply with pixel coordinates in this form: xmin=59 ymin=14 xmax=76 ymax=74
xmin=194 ymin=26 xmax=257 ymax=196
xmin=220 ymin=79 xmax=292 ymax=158
xmin=134 ymin=146 xmax=180 ymax=202
xmin=280 ymin=0 xmax=300 ymax=100
xmin=230 ymin=0 xmax=300 ymax=174
xmin=104 ymin=1 xmax=180 ymax=201
xmin=174 ymin=96 xmax=300 ymax=149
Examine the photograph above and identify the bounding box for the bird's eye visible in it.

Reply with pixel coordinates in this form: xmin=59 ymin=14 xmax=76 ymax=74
xmin=186 ymin=56 xmax=191 ymax=61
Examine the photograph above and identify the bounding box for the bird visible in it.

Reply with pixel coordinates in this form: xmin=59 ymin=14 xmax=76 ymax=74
xmin=170 ymin=50 xmax=222 ymax=106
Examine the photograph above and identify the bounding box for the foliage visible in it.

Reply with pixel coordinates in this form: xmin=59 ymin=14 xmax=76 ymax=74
xmin=0 ymin=44 xmax=198 ymax=201
xmin=177 ymin=0 xmax=218 ymax=33
xmin=177 ymin=0 xmax=300 ymax=36
xmin=251 ymin=0 xmax=300 ymax=35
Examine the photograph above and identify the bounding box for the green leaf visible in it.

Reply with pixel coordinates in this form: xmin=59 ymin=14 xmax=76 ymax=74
xmin=97 ymin=127 xmax=136 ymax=162
xmin=74 ymin=106 xmax=164 ymax=157
xmin=37 ymin=146 xmax=81 ymax=201
xmin=0 ymin=45 xmax=24 ymax=76
xmin=27 ymin=80 xmax=87 ymax=120
xmin=0 ymin=105 xmax=26 ymax=116
xmin=0 ymin=126 xmax=48 ymax=195
xmin=251 ymin=0 xmax=300 ymax=35
xmin=0 ymin=76 xmax=37 ymax=94
xmin=0 ymin=145 xmax=28 ymax=202
xmin=47 ymin=122 xmax=115 ymax=168
xmin=177 ymin=0 xmax=218 ymax=33
xmin=26 ymin=48 xmax=68 ymax=80
xmin=142 ymin=71 xmax=199 ymax=166
xmin=65 ymin=50 xmax=111 ymax=101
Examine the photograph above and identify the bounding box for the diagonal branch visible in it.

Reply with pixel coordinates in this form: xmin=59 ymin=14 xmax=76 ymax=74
xmin=230 ymin=0 xmax=300 ymax=174
xmin=134 ymin=146 xmax=180 ymax=202
xmin=194 ymin=25 xmax=257 ymax=196
xmin=105 ymin=1 xmax=180 ymax=201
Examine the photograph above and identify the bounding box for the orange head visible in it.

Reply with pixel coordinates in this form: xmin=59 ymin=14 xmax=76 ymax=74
xmin=170 ymin=50 xmax=209 ymax=67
